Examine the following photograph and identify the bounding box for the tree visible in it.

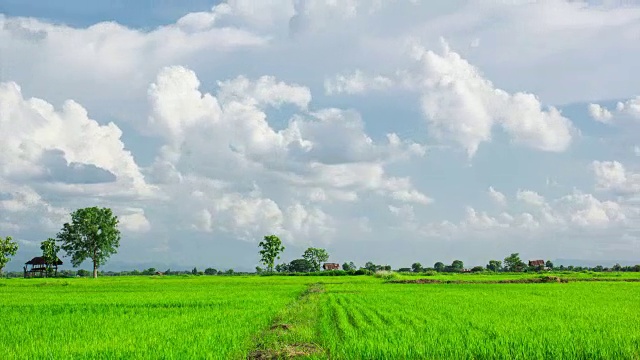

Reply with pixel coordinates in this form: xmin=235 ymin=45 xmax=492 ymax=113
xmin=545 ymin=260 xmax=554 ymax=270
xmin=434 ymin=262 xmax=445 ymax=272
xmin=451 ymin=260 xmax=464 ymax=271
xmin=259 ymin=235 xmax=285 ymax=272
xmin=289 ymin=258 xmax=313 ymax=272
xmin=504 ymin=253 xmax=526 ymax=272
xmin=411 ymin=262 xmax=424 ymax=273
xmin=275 ymin=263 xmax=289 ymax=273
xmin=40 ymin=238 xmax=61 ymax=277
xmin=192 ymin=267 xmax=198 ymax=275
xmin=77 ymin=269 xmax=90 ymax=277
xmin=342 ymin=261 xmax=356 ymax=271
xmin=302 ymin=247 xmax=329 ymax=272
xmin=471 ymin=266 xmax=484 ymax=273
xmin=0 ymin=235 xmax=19 ymax=275
xmin=56 ymin=207 xmax=121 ymax=278
xmin=204 ymin=267 xmax=218 ymax=275
xmin=486 ymin=260 xmax=502 ymax=272
xmin=364 ymin=261 xmax=377 ymax=272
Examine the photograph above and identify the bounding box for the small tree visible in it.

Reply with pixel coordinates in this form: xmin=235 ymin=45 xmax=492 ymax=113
xmin=451 ymin=260 xmax=464 ymax=271
xmin=364 ymin=261 xmax=377 ymax=272
xmin=342 ymin=261 xmax=356 ymax=271
xmin=504 ymin=253 xmax=526 ymax=272
xmin=204 ymin=267 xmax=218 ymax=275
xmin=545 ymin=260 xmax=554 ymax=270
xmin=259 ymin=235 xmax=285 ymax=273
xmin=434 ymin=262 xmax=445 ymax=272
xmin=56 ymin=207 xmax=121 ymax=278
xmin=40 ymin=238 xmax=61 ymax=277
xmin=0 ymin=235 xmax=19 ymax=275
xmin=411 ymin=262 xmax=423 ymax=273
xmin=486 ymin=260 xmax=502 ymax=272
xmin=302 ymin=247 xmax=329 ymax=272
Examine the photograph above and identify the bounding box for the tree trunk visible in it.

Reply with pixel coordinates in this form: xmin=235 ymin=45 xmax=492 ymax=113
xmin=93 ymin=248 xmax=98 ymax=278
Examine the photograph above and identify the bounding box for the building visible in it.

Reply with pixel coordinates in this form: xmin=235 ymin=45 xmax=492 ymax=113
xmin=323 ymin=263 xmax=340 ymax=270
xmin=528 ymin=260 xmax=545 ymax=267
xmin=24 ymin=256 xmax=63 ymax=278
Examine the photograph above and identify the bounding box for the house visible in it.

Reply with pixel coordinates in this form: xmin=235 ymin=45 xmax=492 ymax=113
xmin=323 ymin=263 xmax=340 ymax=270
xmin=528 ymin=260 xmax=545 ymax=267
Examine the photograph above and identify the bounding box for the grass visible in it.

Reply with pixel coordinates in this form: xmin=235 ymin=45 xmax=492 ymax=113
xmin=1 ymin=273 xmax=639 ymax=359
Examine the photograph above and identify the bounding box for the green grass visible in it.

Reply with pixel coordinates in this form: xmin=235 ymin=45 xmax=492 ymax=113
xmin=318 ymin=281 xmax=640 ymax=359
xmin=0 ymin=276 xmax=309 ymax=360
xmin=1 ymin=274 xmax=639 ymax=359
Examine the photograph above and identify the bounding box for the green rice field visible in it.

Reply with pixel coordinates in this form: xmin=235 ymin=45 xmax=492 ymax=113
xmin=1 ymin=274 xmax=639 ymax=359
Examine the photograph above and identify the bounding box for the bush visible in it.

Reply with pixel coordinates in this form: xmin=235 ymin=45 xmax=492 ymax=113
xmin=373 ymin=270 xmax=399 ymax=280
xmin=424 ymin=270 xmax=437 ymax=276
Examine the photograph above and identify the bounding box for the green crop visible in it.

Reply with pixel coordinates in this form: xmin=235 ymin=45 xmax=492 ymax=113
xmin=1 ymin=274 xmax=639 ymax=359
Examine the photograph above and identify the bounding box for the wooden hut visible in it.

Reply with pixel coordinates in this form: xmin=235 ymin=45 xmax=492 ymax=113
xmin=322 ymin=263 xmax=340 ymax=270
xmin=24 ymin=256 xmax=63 ymax=278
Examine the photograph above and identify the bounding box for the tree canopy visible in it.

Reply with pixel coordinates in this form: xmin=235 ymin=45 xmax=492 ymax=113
xmin=0 ymin=235 xmax=19 ymax=274
xmin=504 ymin=253 xmax=526 ymax=272
xmin=40 ymin=238 xmax=61 ymax=277
xmin=258 ymin=235 xmax=285 ymax=272
xmin=56 ymin=207 xmax=121 ymax=278
xmin=302 ymin=247 xmax=329 ymax=272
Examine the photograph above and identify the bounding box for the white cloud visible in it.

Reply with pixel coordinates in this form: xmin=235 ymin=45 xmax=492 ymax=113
xmin=487 ymin=186 xmax=507 ymax=206
xmin=516 ymin=190 xmax=547 ymax=207
xmin=588 ymin=103 xmax=613 ymax=123
xmin=119 ymin=210 xmax=151 ymax=233
xmin=0 ymin=81 xmax=152 ymax=197
xmin=588 ymin=96 xmax=640 ymax=124
xmin=592 ymin=160 xmax=640 ymax=195
xmin=326 ymin=40 xmax=576 ymax=157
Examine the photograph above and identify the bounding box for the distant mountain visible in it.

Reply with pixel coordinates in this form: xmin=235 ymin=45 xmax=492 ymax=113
xmin=554 ymin=259 xmax=639 ymax=267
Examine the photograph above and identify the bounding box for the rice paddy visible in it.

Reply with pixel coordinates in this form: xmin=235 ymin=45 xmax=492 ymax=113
xmin=1 ymin=273 xmax=639 ymax=359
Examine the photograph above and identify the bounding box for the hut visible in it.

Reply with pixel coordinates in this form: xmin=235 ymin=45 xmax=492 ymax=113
xmin=322 ymin=263 xmax=340 ymax=270
xmin=24 ymin=256 xmax=63 ymax=278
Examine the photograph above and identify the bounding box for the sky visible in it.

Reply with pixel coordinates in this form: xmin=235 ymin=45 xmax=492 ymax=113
xmin=1 ymin=0 xmax=640 ymax=271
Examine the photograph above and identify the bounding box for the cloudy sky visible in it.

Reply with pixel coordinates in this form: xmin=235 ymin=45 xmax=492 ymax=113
xmin=1 ymin=0 xmax=640 ymax=271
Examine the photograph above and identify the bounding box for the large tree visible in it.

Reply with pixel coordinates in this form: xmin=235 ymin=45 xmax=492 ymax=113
xmin=0 ymin=235 xmax=19 ymax=275
xmin=504 ymin=253 xmax=526 ymax=272
xmin=289 ymin=258 xmax=313 ymax=272
xmin=486 ymin=260 xmax=502 ymax=272
xmin=56 ymin=207 xmax=121 ymax=278
xmin=259 ymin=235 xmax=285 ymax=272
xmin=40 ymin=238 xmax=61 ymax=277
xmin=302 ymin=247 xmax=329 ymax=272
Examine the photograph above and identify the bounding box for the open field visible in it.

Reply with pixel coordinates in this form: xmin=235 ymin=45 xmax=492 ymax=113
xmin=1 ymin=274 xmax=640 ymax=359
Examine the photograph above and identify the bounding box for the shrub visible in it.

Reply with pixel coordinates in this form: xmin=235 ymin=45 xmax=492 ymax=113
xmin=374 ymin=270 xmax=399 ymax=280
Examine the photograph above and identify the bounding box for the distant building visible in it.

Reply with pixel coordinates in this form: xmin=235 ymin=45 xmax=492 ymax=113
xmin=323 ymin=263 xmax=340 ymax=270
xmin=528 ymin=260 xmax=545 ymax=267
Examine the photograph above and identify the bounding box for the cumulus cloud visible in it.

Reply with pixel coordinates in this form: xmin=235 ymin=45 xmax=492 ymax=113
xmin=0 ymin=81 xmax=152 ymax=197
xmin=588 ymin=96 xmax=640 ymax=124
xmin=325 ymin=41 xmax=577 ymax=157
xmin=136 ymin=65 xmax=433 ymax=245
xmin=592 ymin=160 xmax=640 ymax=195
xmin=487 ymin=186 xmax=507 ymax=206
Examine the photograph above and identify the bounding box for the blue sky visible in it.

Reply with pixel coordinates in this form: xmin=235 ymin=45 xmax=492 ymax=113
xmin=1 ymin=1 xmax=639 ymax=272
